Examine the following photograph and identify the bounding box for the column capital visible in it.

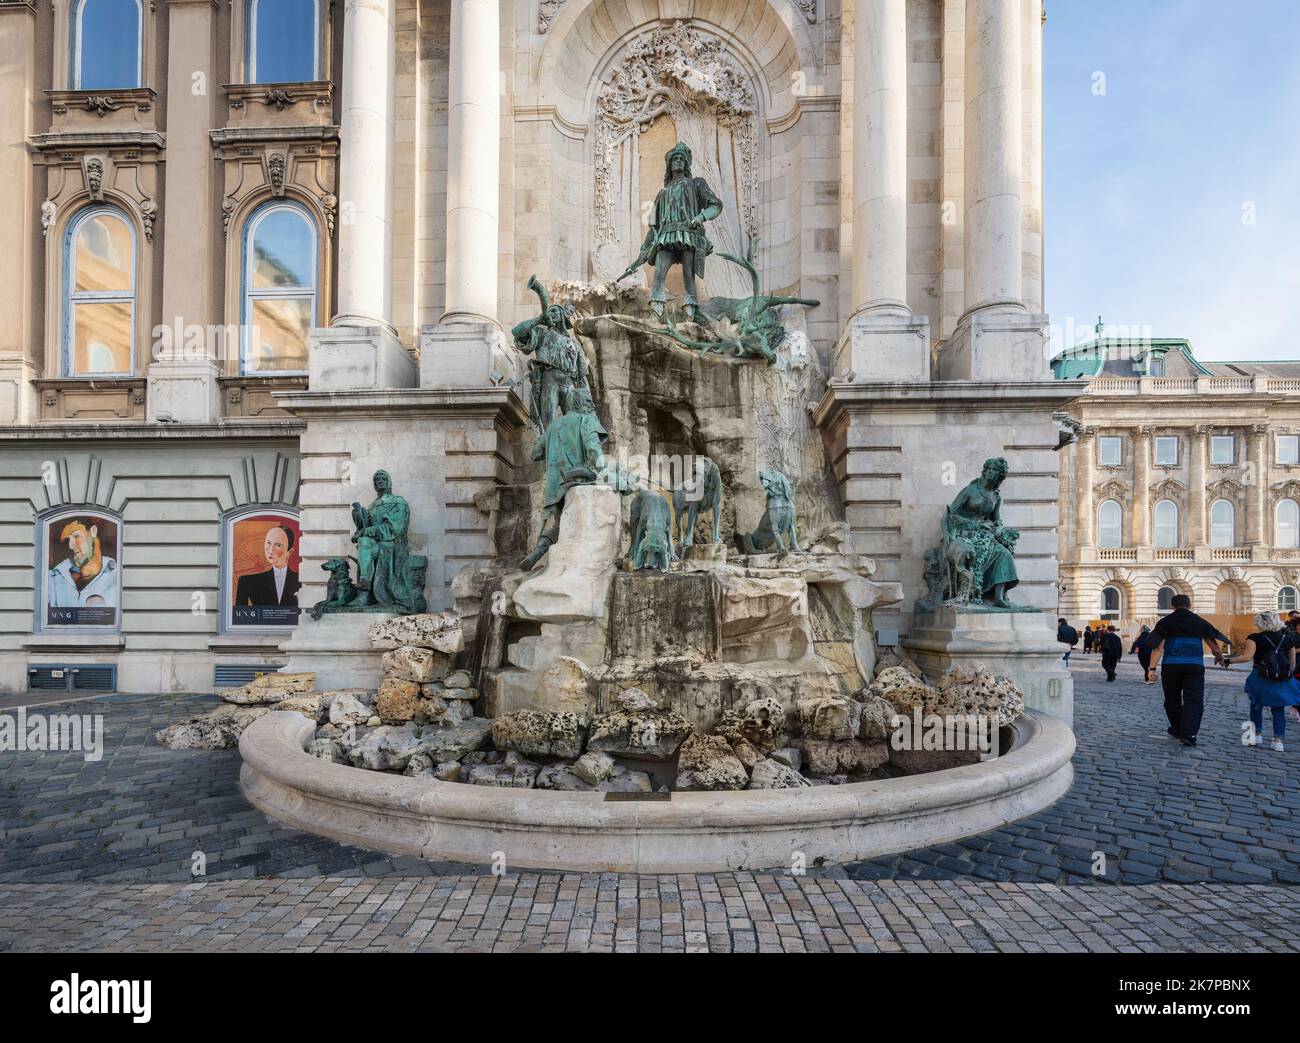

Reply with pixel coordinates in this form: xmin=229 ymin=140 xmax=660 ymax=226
xmin=1252 ymin=422 xmax=1271 ymax=437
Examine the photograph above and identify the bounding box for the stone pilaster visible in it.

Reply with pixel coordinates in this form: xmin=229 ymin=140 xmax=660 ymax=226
xmin=1132 ymin=425 xmax=1151 ymax=546
xmin=1249 ymin=423 xmax=1269 ymax=545
xmin=1189 ymin=425 xmax=1208 ymax=545
xmin=1075 ymin=427 xmax=1095 ymax=548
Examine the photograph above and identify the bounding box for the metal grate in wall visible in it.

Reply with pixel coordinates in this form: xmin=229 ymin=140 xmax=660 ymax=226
xmin=27 ymin=664 xmax=117 ymax=692
xmin=213 ymin=665 xmax=275 ymax=688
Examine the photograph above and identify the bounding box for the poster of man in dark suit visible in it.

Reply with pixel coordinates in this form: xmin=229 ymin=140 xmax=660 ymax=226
xmin=229 ymin=517 xmax=301 ymax=627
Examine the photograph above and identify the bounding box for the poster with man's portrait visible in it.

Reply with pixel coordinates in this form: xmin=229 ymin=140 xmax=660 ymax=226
xmin=225 ymin=511 xmax=302 ymax=630
xmin=41 ymin=511 xmax=122 ymax=629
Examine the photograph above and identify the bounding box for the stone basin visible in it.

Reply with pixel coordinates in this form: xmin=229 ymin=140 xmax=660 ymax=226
xmin=239 ymin=709 xmax=1074 ymax=873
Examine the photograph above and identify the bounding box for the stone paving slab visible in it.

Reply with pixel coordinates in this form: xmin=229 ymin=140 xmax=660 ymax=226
xmin=0 ymin=877 xmax=1293 ymax=953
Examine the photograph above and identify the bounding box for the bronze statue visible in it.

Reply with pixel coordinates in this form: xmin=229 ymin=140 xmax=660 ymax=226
xmin=348 ymin=470 xmax=426 ymax=614
xmin=672 ymin=456 xmax=722 ymax=546
xmin=738 ymin=469 xmax=802 ymax=554
xmin=512 ymin=275 xmax=591 ymax=433
xmin=619 ymin=142 xmax=723 ymax=322
xmin=628 ymin=489 xmax=675 ymax=571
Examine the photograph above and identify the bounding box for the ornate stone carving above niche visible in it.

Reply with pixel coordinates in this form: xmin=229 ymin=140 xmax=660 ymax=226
xmin=592 ymin=20 xmax=758 ymax=296
xmin=1150 ymin=477 xmax=1185 ymax=504
xmin=1270 ymin=479 xmax=1300 ymax=504
xmin=1206 ymin=476 xmax=1244 ymax=500
xmin=211 ymin=131 xmax=338 ymax=240
xmin=538 ymin=0 xmax=564 ymax=33
xmin=1094 ymin=478 xmax=1129 ymax=502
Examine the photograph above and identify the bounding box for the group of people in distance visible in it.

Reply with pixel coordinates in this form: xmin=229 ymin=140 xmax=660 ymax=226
xmin=1056 ymin=597 xmax=1300 ymax=752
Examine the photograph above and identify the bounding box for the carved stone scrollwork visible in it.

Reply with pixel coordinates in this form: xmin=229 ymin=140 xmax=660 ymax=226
xmin=83 ymin=156 xmax=104 ymax=199
xmin=1207 ymin=476 xmax=1244 ymax=500
xmin=268 ymin=152 xmax=286 ymax=196
xmin=321 ymin=193 xmax=338 ymax=239
xmin=84 ymin=96 xmax=118 ymax=117
xmin=265 ymin=89 xmax=294 ymax=111
xmin=221 ymin=198 xmax=235 ymax=237
xmin=40 ymin=199 xmax=56 ymax=238
xmin=538 ymin=0 xmax=564 ymax=33
xmin=140 ymin=199 xmax=157 ymax=243
xmin=799 ymin=0 xmax=816 ymax=22
xmin=1270 ymin=479 xmax=1300 ymax=505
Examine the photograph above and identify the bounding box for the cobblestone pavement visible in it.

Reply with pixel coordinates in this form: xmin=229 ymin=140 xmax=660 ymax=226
xmin=1 ymin=655 xmax=1298 ymax=951
xmin=0 ymin=877 xmax=1295 ymax=952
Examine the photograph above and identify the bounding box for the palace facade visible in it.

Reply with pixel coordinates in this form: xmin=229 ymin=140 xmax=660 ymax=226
xmin=1055 ymin=337 xmax=1300 ymax=623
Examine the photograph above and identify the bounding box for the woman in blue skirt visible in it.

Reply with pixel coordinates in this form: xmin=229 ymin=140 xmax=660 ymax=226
xmin=1227 ymin=611 xmax=1300 ymax=752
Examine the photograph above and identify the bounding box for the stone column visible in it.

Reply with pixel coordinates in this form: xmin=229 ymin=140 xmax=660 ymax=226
xmin=1189 ymin=425 xmax=1208 ymax=545
xmin=938 ymin=0 xmax=1046 ymax=381
xmin=1076 ymin=428 xmax=1095 ymax=548
xmin=838 ymin=0 xmax=930 ymax=382
xmin=313 ymin=0 xmax=414 ymax=390
xmin=150 ymin=0 xmax=220 ymax=423
xmin=443 ymin=0 xmax=500 ymax=326
xmin=1249 ymin=423 xmax=1269 ymax=545
xmin=1132 ymin=425 xmax=1151 ymax=546
xmin=0 ymin=0 xmax=38 ymax=423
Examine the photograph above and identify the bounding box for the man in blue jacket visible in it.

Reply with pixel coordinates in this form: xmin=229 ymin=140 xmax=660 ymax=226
xmin=1145 ymin=594 xmax=1230 ymax=746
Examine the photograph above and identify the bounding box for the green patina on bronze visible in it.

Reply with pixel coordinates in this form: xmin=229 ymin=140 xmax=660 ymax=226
xmin=738 ymin=469 xmax=802 ymax=554
xmin=513 ymin=275 xmax=593 ymax=434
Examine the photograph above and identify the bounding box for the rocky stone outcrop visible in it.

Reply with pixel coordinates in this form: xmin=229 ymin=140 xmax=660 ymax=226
xmin=888 ymin=747 xmax=983 ymax=774
xmin=347 ymin=723 xmax=424 ymax=771
xmin=797 ymin=694 xmax=862 ymax=740
xmin=934 ymin=666 xmax=1025 ymax=727
xmin=369 ymin=612 xmax=465 ymax=653
xmin=868 ymin=666 xmax=941 ymax=716
xmin=534 ymin=762 xmax=653 ymax=792
xmin=417 ymin=718 xmax=494 ymax=762
xmin=749 ymin=757 xmax=813 ymax=789
xmin=572 ymin=751 xmax=616 ymax=785
xmin=801 ymin=737 xmax=889 ymax=777
xmin=376 ymin=677 xmax=421 ymax=723
xmin=218 ymin=671 xmax=316 ymax=705
xmin=464 ymin=751 xmax=542 ymax=788
xmin=328 ymin=691 xmax=377 ymax=727
xmin=155 ymin=704 xmax=269 ymax=750
xmin=381 ymin=646 xmax=448 ymax=684
xmin=491 ymin=709 xmax=588 ymax=759
xmin=872 ymin=649 xmax=924 ymax=679
xmin=857 ymin=695 xmax=899 ymax=740
xmin=714 ymin=696 xmax=789 ymax=754
xmin=674 ymin=733 xmax=749 ymax=791
xmin=309 ymin=736 xmax=345 ymax=763
xmin=587 ymin=705 xmax=692 ymax=760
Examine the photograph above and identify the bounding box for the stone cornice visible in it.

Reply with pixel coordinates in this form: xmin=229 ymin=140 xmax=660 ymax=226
xmin=30 ymin=130 xmax=166 ymax=154
xmin=814 ymin=380 xmax=1081 ymax=427
xmin=0 ymin=420 xmax=304 ymax=441
xmin=272 ymin=387 xmax=530 ymax=428
xmin=210 ymin=125 xmax=341 ymax=147
xmin=0 ymin=0 xmax=37 ymax=13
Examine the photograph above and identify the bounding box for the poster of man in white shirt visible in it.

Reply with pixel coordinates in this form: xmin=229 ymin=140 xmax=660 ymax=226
xmin=45 ymin=514 xmax=121 ymax=627
xmin=228 ymin=512 xmax=301 ymax=629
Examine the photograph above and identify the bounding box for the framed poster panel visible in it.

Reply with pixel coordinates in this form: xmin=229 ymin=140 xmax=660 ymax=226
xmin=222 ymin=507 xmax=302 ymax=632
xmin=37 ymin=508 xmax=123 ymax=632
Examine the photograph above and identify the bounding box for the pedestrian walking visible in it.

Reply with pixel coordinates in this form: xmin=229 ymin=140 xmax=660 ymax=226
xmin=1057 ymin=617 xmax=1079 ymax=664
xmin=1099 ymin=624 xmax=1123 ymax=681
xmin=1130 ymin=624 xmax=1158 ymax=683
xmin=1225 ymin=611 xmax=1300 ymax=752
xmin=1145 ymin=593 xmax=1230 ymax=747
xmin=1082 ymin=626 xmax=1094 ymax=654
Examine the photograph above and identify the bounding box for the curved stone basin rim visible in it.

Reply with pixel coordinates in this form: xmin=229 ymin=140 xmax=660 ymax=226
xmin=239 ymin=710 xmax=1075 ymax=872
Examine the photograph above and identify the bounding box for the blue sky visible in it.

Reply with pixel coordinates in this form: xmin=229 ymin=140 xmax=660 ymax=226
xmin=1044 ymin=0 xmax=1300 ymax=360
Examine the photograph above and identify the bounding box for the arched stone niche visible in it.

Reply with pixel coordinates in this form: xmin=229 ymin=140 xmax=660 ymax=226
xmin=522 ymin=0 xmax=832 ymax=333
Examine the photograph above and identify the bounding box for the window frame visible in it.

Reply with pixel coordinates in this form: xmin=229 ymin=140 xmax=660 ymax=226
xmin=240 ymin=199 xmax=318 ymax=376
xmin=1099 ymin=586 xmax=1122 ymax=621
xmin=1278 ymin=586 xmax=1298 ymax=613
xmin=245 ymin=0 xmax=322 ymax=85
xmin=1097 ymin=499 xmax=1123 ymax=549
xmin=62 ymin=204 xmax=138 ymax=378
xmin=1153 ymin=436 xmax=1179 ymax=466
xmin=1098 ymin=436 xmax=1122 ymax=467
xmin=1157 ymin=586 xmax=1176 ymax=612
xmin=1277 ymin=435 xmax=1299 ymax=465
xmin=1210 ymin=498 xmax=1236 ymax=548
xmin=1211 ymin=435 xmax=1235 ymax=466
xmin=70 ymin=0 xmax=143 ymax=90
xmin=1153 ymin=499 xmax=1179 ymax=548
xmin=1276 ymin=498 xmax=1300 ymax=550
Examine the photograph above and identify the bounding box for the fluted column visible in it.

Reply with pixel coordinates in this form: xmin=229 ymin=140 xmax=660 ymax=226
xmin=334 ymin=0 xmax=397 ymax=332
xmin=1189 ymin=426 xmax=1208 ymax=545
xmin=1076 ymin=428 xmax=1095 ymax=548
xmin=1132 ymin=426 xmax=1151 ymax=545
xmin=962 ymin=0 xmax=1025 ymax=316
xmin=442 ymin=0 xmax=500 ymax=326
xmin=1249 ymin=424 xmax=1269 ymax=544
xmin=851 ymin=0 xmax=908 ymax=315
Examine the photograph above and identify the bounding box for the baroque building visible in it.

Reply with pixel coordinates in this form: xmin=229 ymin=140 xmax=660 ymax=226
xmin=1055 ymin=335 xmax=1300 ymax=622
xmin=0 ymin=0 xmax=1064 ymax=695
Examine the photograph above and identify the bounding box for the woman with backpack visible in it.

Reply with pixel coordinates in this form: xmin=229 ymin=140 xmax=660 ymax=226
xmin=1226 ymin=611 xmax=1300 ymax=752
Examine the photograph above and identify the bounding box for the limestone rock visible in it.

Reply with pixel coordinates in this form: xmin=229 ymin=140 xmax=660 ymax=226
xmin=599 ymin=766 xmax=653 ymax=793
xmin=872 ymin=649 xmax=924 ymax=679
xmin=415 ymin=695 xmax=475 ymax=727
xmin=403 ymin=753 xmax=434 ymax=778
xmin=349 ymin=723 xmax=424 ymax=771
xmin=729 ymin=738 xmax=761 ymax=771
xmin=218 ymin=671 xmax=316 ymax=705
xmin=714 ymin=696 xmax=789 ymax=754
xmin=309 ymin=736 xmax=345 ymax=763
xmin=674 ymin=733 xmax=749 ymax=791
xmin=869 ymin=666 xmax=941 ymax=716
xmin=573 ymin=750 xmax=616 ymax=785
xmin=417 ymin=717 xmax=493 ymax=762
xmin=376 ymin=677 xmax=421 ymax=723
xmin=801 ymin=737 xmax=889 ymax=776
xmin=433 ymin=760 xmax=462 ymax=782
xmin=535 ymin=763 xmax=593 ymax=791
xmin=316 ymin=723 xmax=340 ymax=738
xmin=797 ymin=694 xmax=863 ymax=741
xmin=888 ymin=747 xmax=982 ymax=774
xmin=857 ymin=695 xmax=900 ymax=740
xmin=269 ymin=693 xmax=322 ymax=716
xmin=465 ymin=751 xmax=541 ymax=788
xmin=328 ymin=691 xmax=376 ymax=727
xmin=444 ymin=670 xmax=473 ymax=689
xmin=491 ymin=710 xmax=587 ymax=759
xmin=749 ymin=757 xmax=813 ymax=789
xmin=366 ymin=715 xmax=382 ymax=728
xmin=614 ymin=687 xmax=658 ymax=712
xmin=587 ymin=707 xmax=692 ymax=760
xmin=155 ymin=704 xmax=269 ymax=750
xmin=369 ymin=612 xmax=465 ymax=653
xmin=381 ymin=646 xmax=447 ymax=684
xmin=934 ymin=666 xmax=1025 ymax=728
xmin=771 ymin=746 xmax=801 ymax=772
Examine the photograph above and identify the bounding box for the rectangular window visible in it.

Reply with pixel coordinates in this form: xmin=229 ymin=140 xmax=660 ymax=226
xmin=1211 ymin=435 xmax=1235 ymax=465
xmin=1154 ymin=436 xmax=1178 ymax=465
xmin=1099 ymin=436 xmax=1122 ymax=467
xmin=1278 ymin=435 xmax=1299 ymax=465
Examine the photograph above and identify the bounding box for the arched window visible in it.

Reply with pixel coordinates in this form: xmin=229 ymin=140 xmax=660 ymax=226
xmin=64 ymin=205 xmax=136 ymax=376
xmin=1099 ymin=586 xmax=1121 ymax=621
xmin=1210 ymin=499 xmax=1235 ymax=548
xmin=242 ymin=201 xmax=317 ymax=374
xmin=1153 ymin=499 xmax=1179 ymax=548
xmin=1097 ymin=500 xmax=1123 ymax=548
xmin=71 ymin=0 xmax=142 ymax=90
xmin=246 ymin=0 xmax=320 ymax=84
xmin=1277 ymin=586 xmax=1298 ymax=612
xmin=1158 ymin=585 xmax=1176 ymax=612
xmin=1276 ymin=499 xmax=1300 ymax=549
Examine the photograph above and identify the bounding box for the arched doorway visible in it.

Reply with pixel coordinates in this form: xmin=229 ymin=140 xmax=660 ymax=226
xmin=1215 ymin=582 xmax=1244 ymax=615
